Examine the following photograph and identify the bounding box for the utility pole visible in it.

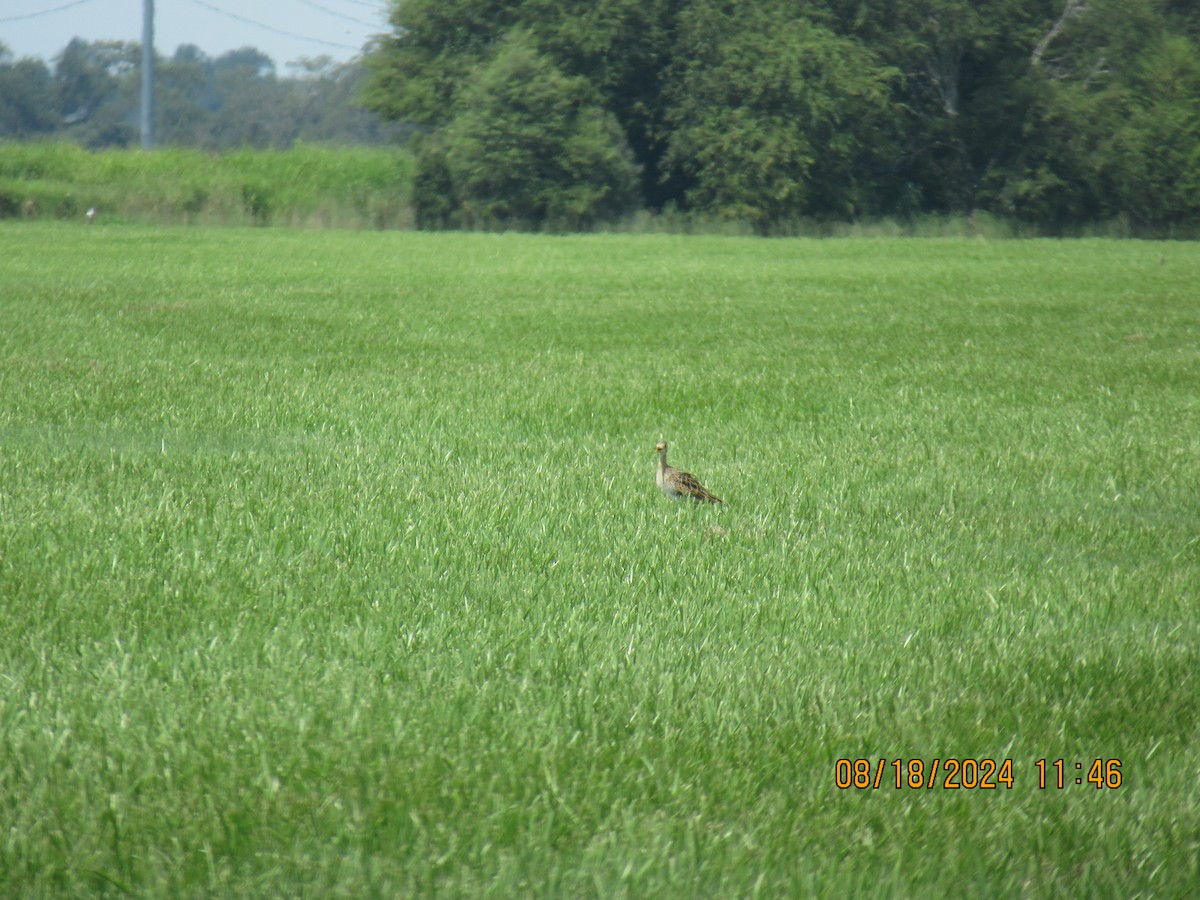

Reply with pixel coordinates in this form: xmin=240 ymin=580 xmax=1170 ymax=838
xmin=141 ymin=0 xmax=154 ymax=150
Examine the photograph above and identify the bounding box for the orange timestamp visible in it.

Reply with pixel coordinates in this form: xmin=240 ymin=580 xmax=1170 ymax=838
xmin=834 ymin=758 xmax=1125 ymax=790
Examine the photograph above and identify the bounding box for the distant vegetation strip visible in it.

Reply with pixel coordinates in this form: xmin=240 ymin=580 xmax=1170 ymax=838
xmin=0 ymin=142 xmax=414 ymax=228
xmin=0 ymin=140 xmax=1181 ymax=239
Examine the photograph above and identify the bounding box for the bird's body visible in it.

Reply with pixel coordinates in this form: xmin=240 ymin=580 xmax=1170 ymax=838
xmin=655 ymin=441 xmax=722 ymax=504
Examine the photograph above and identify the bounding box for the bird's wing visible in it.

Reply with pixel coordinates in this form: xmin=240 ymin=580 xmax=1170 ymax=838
xmin=674 ymin=469 xmax=722 ymax=504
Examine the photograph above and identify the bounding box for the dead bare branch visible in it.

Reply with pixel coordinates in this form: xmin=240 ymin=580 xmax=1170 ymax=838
xmin=1031 ymin=0 xmax=1089 ymax=69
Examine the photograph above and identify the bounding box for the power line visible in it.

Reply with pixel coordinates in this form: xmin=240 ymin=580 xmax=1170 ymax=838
xmin=2 ymin=0 xmax=385 ymax=57
xmin=0 ymin=0 xmax=101 ymax=24
xmin=182 ymin=0 xmax=363 ymax=52
xmin=295 ymin=0 xmax=383 ymax=30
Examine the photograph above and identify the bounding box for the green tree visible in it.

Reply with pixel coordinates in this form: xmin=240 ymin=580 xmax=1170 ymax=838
xmin=286 ymin=57 xmax=407 ymax=146
xmin=2 ymin=36 xmax=397 ymax=151
xmin=155 ymin=45 xmax=218 ymax=147
xmin=662 ymin=2 xmax=898 ymax=229
xmin=364 ymin=0 xmax=683 ymax=207
xmin=1053 ymin=28 xmax=1200 ymax=232
xmin=823 ymin=0 xmax=1067 ymax=215
xmin=54 ymin=39 xmax=140 ymax=147
xmin=208 ymin=49 xmax=281 ymax=148
xmin=988 ymin=0 xmax=1200 ymax=231
xmin=518 ymin=0 xmax=686 ymax=208
xmin=363 ymin=0 xmax=518 ymax=127
xmin=1109 ymin=32 xmax=1200 ymax=229
xmin=0 ymin=46 xmax=57 ymax=138
xmin=441 ymin=31 xmax=639 ymax=229
xmin=364 ymin=0 xmax=1200 ymax=228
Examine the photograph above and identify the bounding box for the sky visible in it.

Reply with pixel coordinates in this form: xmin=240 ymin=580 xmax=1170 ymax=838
xmin=1 ymin=0 xmax=392 ymax=71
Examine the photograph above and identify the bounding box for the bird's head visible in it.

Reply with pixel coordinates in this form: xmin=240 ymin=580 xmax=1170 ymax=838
xmin=655 ymin=440 xmax=668 ymax=455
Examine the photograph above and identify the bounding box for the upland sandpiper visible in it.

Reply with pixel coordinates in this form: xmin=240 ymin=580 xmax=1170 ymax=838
xmin=655 ymin=440 xmax=723 ymax=504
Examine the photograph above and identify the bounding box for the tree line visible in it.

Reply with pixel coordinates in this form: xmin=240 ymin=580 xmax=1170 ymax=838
xmin=362 ymin=0 xmax=1200 ymax=234
xmin=0 ymin=39 xmax=399 ymax=150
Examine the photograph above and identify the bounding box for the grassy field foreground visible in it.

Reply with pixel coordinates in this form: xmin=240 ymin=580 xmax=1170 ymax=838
xmin=1 ymin=224 xmax=1198 ymax=895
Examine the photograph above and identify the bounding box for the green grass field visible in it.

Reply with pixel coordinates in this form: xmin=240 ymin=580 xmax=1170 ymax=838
xmin=1 ymin=223 xmax=1197 ymax=896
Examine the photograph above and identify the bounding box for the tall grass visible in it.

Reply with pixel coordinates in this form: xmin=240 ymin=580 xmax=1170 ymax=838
xmin=0 ymin=143 xmax=413 ymax=228
xmin=1 ymin=224 xmax=1197 ymax=895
